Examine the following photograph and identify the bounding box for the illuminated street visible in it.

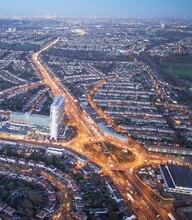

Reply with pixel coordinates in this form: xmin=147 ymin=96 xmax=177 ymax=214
xmin=25 ymin=38 xmax=184 ymax=220
xmin=0 ymin=36 xmax=185 ymax=219
xmin=0 ymin=3 xmax=191 ymax=220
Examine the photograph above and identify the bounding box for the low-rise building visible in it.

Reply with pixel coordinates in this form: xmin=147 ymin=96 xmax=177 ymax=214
xmin=72 ymin=211 xmax=88 ymax=220
xmin=3 ymin=206 xmax=15 ymax=216
xmin=36 ymin=210 xmax=48 ymax=219
xmin=0 ymin=202 xmax=7 ymax=212
xmin=160 ymin=164 xmax=192 ymax=195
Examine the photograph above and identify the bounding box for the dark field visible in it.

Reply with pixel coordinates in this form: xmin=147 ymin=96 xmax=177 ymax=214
xmin=160 ymin=55 xmax=192 ymax=81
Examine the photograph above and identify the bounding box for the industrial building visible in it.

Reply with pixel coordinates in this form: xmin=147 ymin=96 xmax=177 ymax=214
xmin=10 ymin=112 xmax=50 ymax=128
xmin=160 ymin=164 xmax=192 ymax=195
xmin=50 ymin=96 xmax=65 ymax=140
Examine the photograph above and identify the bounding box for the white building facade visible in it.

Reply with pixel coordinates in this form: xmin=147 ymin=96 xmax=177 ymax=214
xmin=47 ymin=147 xmax=64 ymax=157
xmin=50 ymin=96 xmax=65 ymax=140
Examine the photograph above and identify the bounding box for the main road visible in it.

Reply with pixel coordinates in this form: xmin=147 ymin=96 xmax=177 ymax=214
xmin=26 ymin=37 xmax=181 ymax=219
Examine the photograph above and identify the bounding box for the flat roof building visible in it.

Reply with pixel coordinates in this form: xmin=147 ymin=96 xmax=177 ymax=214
xmin=160 ymin=164 xmax=192 ymax=195
xmin=10 ymin=112 xmax=50 ymax=128
xmin=50 ymin=96 xmax=65 ymax=140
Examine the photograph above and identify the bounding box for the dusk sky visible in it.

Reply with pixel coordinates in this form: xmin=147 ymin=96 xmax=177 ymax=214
xmin=0 ymin=0 xmax=192 ymax=18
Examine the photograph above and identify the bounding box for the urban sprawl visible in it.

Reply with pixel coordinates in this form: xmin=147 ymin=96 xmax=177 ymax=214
xmin=0 ymin=18 xmax=192 ymax=220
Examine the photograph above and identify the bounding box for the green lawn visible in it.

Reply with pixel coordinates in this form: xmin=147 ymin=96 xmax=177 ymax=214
xmin=161 ymin=55 xmax=192 ymax=81
xmin=104 ymin=141 xmax=135 ymax=163
xmin=0 ymin=42 xmax=39 ymax=51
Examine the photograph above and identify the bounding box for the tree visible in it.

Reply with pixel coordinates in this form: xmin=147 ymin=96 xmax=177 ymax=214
xmin=109 ymin=212 xmax=119 ymax=220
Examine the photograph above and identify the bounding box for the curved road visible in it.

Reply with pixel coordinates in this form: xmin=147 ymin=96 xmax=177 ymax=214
xmin=0 ymin=37 xmax=182 ymax=220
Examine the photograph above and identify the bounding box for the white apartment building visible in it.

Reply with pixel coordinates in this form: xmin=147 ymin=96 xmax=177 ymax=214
xmin=50 ymin=96 xmax=65 ymax=140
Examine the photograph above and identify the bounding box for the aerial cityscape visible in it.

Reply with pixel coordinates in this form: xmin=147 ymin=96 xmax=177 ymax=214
xmin=0 ymin=1 xmax=192 ymax=220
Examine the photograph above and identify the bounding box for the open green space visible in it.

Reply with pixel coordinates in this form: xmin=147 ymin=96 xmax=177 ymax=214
xmin=160 ymin=55 xmax=192 ymax=81
xmin=0 ymin=42 xmax=39 ymax=52
xmin=104 ymin=141 xmax=135 ymax=163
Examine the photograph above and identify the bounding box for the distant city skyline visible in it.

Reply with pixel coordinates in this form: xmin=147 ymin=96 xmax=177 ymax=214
xmin=0 ymin=0 xmax=192 ymax=19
